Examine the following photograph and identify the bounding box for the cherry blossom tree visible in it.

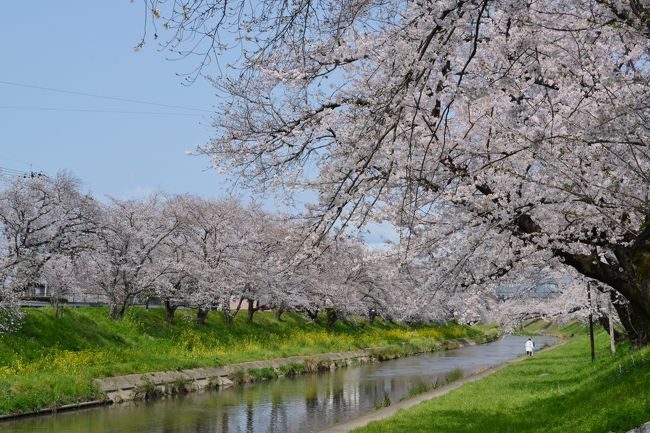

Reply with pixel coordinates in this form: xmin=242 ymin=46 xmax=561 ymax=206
xmin=178 ymin=195 xmax=244 ymax=324
xmin=144 ymin=0 xmax=650 ymax=343
xmin=0 ymin=173 xmax=96 ymax=329
xmin=41 ymin=255 xmax=83 ymax=318
xmin=150 ymin=196 xmax=199 ymax=325
xmin=245 ymin=217 xmax=307 ymax=321
xmin=83 ymin=195 xmax=181 ymax=320
xmin=284 ymin=236 xmax=376 ymax=326
xmin=225 ymin=205 xmax=298 ymax=323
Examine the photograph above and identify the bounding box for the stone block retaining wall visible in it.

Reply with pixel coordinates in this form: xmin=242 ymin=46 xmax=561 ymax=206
xmin=95 ymin=339 xmax=479 ymax=404
xmin=95 ymin=348 xmax=377 ymax=403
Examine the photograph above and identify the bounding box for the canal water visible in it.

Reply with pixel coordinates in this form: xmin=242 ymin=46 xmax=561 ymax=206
xmin=3 ymin=335 xmax=557 ymax=433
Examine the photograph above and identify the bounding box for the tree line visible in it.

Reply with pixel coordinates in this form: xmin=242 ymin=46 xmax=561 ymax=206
xmin=0 ymin=173 xmax=627 ymax=338
xmin=0 ymin=173 xmax=435 ymax=329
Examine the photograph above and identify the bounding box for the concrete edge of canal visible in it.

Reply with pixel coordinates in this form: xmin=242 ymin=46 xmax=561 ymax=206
xmin=95 ymin=337 xmax=484 ymax=404
xmin=314 ymin=337 xmax=570 ymax=433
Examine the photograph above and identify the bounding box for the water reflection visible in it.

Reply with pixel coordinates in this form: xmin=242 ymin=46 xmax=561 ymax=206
xmin=2 ymin=336 xmax=557 ymax=433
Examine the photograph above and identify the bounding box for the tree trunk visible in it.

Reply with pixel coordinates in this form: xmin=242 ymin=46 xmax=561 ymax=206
xmin=223 ymin=297 xmax=244 ymax=325
xmin=325 ymin=308 xmax=337 ymax=328
xmin=305 ymin=309 xmax=319 ymax=323
xmin=597 ymin=292 xmax=626 ymax=342
xmin=222 ymin=305 xmax=233 ymax=325
xmin=274 ymin=306 xmax=285 ymax=321
xmin=51 ymin=294 xmax=63 ymax=319
xmin=247 ymin=298 xmax=257 ymax=323
xmin=109 ymin=299 xmax=129 ymax=320
xmin=556 ymin=246 xmax=650 ymax=346
xmin=109 ymin=304 xmax=124 ymax=320
xmin=597 ymin=315 xmax=625 ymax=341
xmin=615 ymin=301 xmax=650 ymax=346
xmin=164 ymin=300 xmax=177 ymax=325
xmin=196 ymin=308 xmax=209 ymax=325
xmin=109 ymin=303 xmax=120 ymax=320
xmin=516 ymin=211 xmax=650 ymax=345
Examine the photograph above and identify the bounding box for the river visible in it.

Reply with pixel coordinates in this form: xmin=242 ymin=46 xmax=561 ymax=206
xmin=2 ymin=335 xmax=557 ymax=433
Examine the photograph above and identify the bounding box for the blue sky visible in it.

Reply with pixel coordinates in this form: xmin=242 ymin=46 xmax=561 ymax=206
xmin=1 ymin=1 xmax=227 ymax=199
xmin=0 ymin=1 xmax=397 ymax=246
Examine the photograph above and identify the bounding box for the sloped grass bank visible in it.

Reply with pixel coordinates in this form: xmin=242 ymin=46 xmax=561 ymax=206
xmin=515 ymin=318 xmax=587 ymax=338
xmin=353 ymin=331 xmax=650 ymax=433
xmin=0 ymin=306 xmax=496 ymax=416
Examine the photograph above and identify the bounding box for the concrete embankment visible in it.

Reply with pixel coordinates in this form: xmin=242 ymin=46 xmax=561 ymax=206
xmin=95 ymin=348 xmax=375 ymax=403
xmin=95 ymin=338 xmax=481 ymax=403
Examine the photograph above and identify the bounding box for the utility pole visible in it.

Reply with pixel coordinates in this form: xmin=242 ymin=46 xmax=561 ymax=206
xmin=587 ymin=283 xmax=595 ymax=362
xmin=608 ymin=296 xmax=616 ymax=355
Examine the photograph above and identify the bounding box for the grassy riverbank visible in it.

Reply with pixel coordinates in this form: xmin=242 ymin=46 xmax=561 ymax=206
xmin=353 ymin=329 xmax=650 ymax=433
xmin=0 ymin=306 xmax=497 ymax=416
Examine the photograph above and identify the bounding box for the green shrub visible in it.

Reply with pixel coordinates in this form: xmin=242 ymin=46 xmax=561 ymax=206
xmin=371 ymin=342 xmax=421 ymax=361
xmin=278 ymin=362 xmax=306 ymax=377
xmin=248 ymin=367 xmax=277 ymax=381
xmin=446 ymin=368 xmax=463 ymax=383
xmin=334 ymin=359 xmax=348 ymax=368
xmin=133 ymin=376 xmax=162 ymax=400
xmin=168 ymin=377 xmax=191 ymax=395
xmin=374 ymin=393 xmax=392 ymax=409
xmin=207 ymin=376 xmax=221 ymax=389
xmin=230 ymin=369 xmax=246 ymax=384
xmin=304 ymin=357 xmax=329 ymax=372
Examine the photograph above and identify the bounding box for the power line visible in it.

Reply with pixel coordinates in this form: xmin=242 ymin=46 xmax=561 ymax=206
xmin=0 ymin=79 xmax=212 ymax=113
xmin=0 ymin=167 xmax=26 ymax=176
xmin=0 ymin=157 xmax=45 ymax=175
xmin=0 ymin=105 xmax=204 ymax=116
xmin=0 ymin=166 xmax=45 ymax=178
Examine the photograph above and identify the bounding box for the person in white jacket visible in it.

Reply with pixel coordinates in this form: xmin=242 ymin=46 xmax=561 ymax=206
xmin=525 ymin=338 xmax=535 ymax=356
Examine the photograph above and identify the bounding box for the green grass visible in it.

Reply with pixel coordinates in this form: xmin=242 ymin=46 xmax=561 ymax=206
xmin=246 ymin=366 xmax=277 ymax=380
xmin=514 ymin=318 xmax=587 ymax=338
xmin=353 ymin=331 xmax=650 ymax=433
xmin=0 ymin=306 xmax=491 ymax=415
xmin=277 ymin=362 xmax=307 ymax=377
